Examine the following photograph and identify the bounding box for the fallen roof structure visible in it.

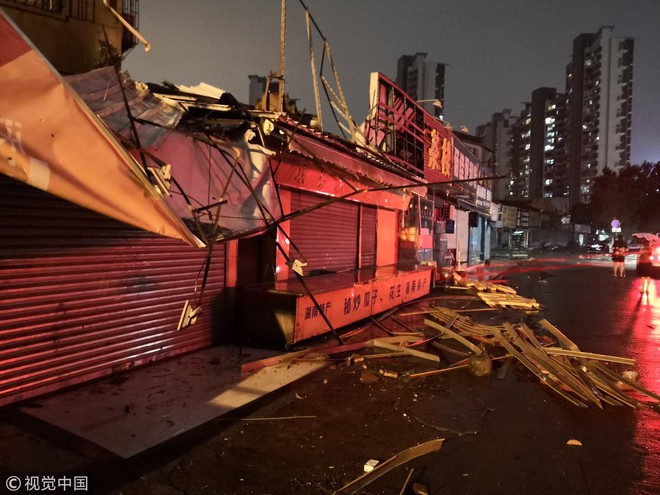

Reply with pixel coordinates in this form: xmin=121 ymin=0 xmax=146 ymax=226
xmin=0 ymin=11 xmax=203 ymax=248
xmin=241 ymin=283 xmax=660 ymax=410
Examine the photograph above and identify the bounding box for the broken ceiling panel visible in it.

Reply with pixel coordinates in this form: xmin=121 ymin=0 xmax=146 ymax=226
xmin=64 ymin=65 xmax=282 ymax=239
xmin=134 ymin=132 xmax=280 ymax=236
xmin=64 ymin=67 xmax=183 ymax=149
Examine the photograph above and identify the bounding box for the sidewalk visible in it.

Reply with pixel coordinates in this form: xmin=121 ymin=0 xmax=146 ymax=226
xmin=464 ymin=257 xmax=520 ymax=282
xmin=0 ymin=260 xmax=520 ymax=493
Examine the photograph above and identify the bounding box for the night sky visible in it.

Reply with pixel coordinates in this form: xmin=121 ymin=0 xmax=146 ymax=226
xmin=123 ymin=0 xmax=660 ymax=165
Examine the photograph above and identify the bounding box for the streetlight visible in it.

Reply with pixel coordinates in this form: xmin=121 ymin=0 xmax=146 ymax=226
xmin=416 ymin=98 xmax=443 ymax=109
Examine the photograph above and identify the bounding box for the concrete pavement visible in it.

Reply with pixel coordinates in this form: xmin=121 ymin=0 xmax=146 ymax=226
xmin=2 ymin=254 xmax=657 ymax=494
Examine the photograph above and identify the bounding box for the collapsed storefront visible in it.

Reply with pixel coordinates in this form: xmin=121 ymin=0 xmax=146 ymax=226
xmin=0 ymin=12 xmax=493 ymax=406
xmin=0 ymin=15 xmax=231 ymax=407
xmin=361 ymin=73 xmax=495 ymax=280
xmin=240 ymin=119 xmax=433 ymax=347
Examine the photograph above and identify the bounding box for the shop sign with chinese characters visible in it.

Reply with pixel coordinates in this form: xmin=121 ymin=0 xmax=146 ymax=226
xmin=293 ymin=268 xmax=432 ymax=340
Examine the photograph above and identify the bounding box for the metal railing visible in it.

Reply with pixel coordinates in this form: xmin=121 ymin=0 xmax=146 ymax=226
xmin=4 ymin=0 xmax=95 ymax=21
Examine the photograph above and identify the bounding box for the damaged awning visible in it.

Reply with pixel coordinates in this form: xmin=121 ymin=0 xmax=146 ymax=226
xmin=0 ymin=10 xmax=204 ymax=248
xmin=277 ymin=119 xmax=425 ymax=209
xmin=65 ymin=68 xmax=282 ymax=241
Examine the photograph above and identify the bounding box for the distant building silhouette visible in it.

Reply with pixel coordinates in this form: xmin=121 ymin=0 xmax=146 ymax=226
xmin=248 ymin=75 xmax=270 ymax=107
xmin=248 ymin=74 xmax=299 ymax=115
xmin=478 ymin=26 xmax=634 ymax=206
xmin=396 ymin=53 xmax=445 ymax=120
xmin=476 ymin=110 xmax=515 ymax=202
xmin=566 ymin=26 xmax=634 ymax=206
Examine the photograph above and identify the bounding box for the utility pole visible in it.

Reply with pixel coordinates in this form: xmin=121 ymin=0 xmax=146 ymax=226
xmin=279 ymin=0 xmax=286 ymax=112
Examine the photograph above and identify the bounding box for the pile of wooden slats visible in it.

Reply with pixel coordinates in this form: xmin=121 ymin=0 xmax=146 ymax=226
xmin=476 ymin=291 xmax=541 ymax=310
xmin=461 ymin=279 xmax=518 ymax=294
xmin=423 ymin=306 xmax=660 ymax=409
xmin=452 ymin=276 xmax=540 ymax=309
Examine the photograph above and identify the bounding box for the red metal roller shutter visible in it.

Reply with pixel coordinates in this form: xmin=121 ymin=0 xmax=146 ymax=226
xmin=0 ymin=175 xmax=224 ymax=407
xmin=361 ymin=205 xmax=377 ymax=268
xmin=289 ymin=190 xmax=358 ymax=273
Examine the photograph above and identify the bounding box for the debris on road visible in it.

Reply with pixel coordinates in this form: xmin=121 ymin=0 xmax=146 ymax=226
xmin=461 ymin=279 xmax=518 ymax=295
xmin=412 ymin=482 xmax=430 ymax=495
xmin=359 ymin=371 xmax=379 ymax=383
xmin=423 ymin=307 xmax=659 ymax=409
xmin=468 ymin=352 xmax=493 ymax=376
xmin=332 ymin=438 xmax=444 ymax=495
xmin=240 ymin=280 xmax=659 ymax=411
xmin=379 ymin=369 xmax=400 ymax=379
xmin=477 ymin=291 xmax=541 ymax=310
xmin=399 ymin=468 xmax=415 ymax=494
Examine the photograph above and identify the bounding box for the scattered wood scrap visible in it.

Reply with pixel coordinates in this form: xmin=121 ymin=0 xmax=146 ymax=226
xmin=477 ymin=291 xmax=541 ymax=310
xmin=462 ymin=279 xmax=518 ymax=294
xmin=332 ymin=439 xmax=444 ymax=495
xmin=241 ymin=336 xmax=422 ymax=375
xmin=374 ymin=338 xmax=441 ymax=363
xmin=242 ymin=306 xmax=659 ymax=411
xmin=453 ymin=274 xmax=542 ymax=309
xmin=420 ymin=307 xmax=658 ymax=409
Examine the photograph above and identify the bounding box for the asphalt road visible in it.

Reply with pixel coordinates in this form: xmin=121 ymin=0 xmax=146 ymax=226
xmin=1 ymin=254 xmax=658 ymax=495
xmin=501 ymin=253 xmax=659 ymax=495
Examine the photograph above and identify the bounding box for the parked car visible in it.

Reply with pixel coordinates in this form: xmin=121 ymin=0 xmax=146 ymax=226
xmin=632 ymin=233 xmax=660 ymax=278
xmin=627 ymin=238 xmax=642 ymax=252
xmin=586 ymin=241 xmax=609 ymax=254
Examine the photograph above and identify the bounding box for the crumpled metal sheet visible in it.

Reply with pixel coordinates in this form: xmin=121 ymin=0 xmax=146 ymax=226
xmin=0 ymin=11 xmax=203 ymax=247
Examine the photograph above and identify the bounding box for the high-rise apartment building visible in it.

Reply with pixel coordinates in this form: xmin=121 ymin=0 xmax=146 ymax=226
xmin=529 ymin=88 xmax=570 ymax=200
xmin=480 ymin=26 xmax=634 ymax=206
xmin=1 ymin=0 xmax=136 ymax=74
xmin=566 ymin=26 xmax=634 ymax=206
xmin=396 ymin=53 xmax=445 ymax=120
xmin=476 ymin=110 xmax=515 ymax=201
xmin=541 ymin=91 xmax=570 ymax=199
xmin=511 ymin=103 xmax=532 ymax=199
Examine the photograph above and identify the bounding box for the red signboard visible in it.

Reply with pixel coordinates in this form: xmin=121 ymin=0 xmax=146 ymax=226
xmin=424 ymin=114 xmax=454 ymax=182
xmin=293 ymin=267 xmax=432 ymax=341
xmin=363 ymin=73 xmax=452 ymax=182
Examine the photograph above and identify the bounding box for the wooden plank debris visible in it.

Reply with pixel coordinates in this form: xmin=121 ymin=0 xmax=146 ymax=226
xmin=409 ymin=355 xmax=510 ymax=379
xmin=242 ymin=303 xmax=657 ymax=411
xmin=332 ymin=439 xmax=444 ymax=495
xmin=491 ymin=325 xmax=589 ymax=408
xmin=544 ymin=348 xmax=636 ymax=366
xmin=418 ymin=306 xmax=657 ymax=409
xmin=505 ymin=322 xmax=602 ymax=408
xmin=539 ymin=319 xmax=659 ymax=404
xmin=374 ymin=338 xmax=441 ymax=363
xmin=477 ymin=292 xmax=541 ymax=310
xmin=241 ymin=350 xmax=312 ymax=374
xmin=399 ymin=468 xmax=415 ymax=495
xmin=461 ymin=279 xmax=518 ymax=294
xmin=423 ymin=318 xmax=483 ymax=355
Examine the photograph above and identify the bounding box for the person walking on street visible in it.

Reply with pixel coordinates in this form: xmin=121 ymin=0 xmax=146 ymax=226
xmin=636 ymin=239 xmax=653 ymax=294
xmin=611 ymin=234 xmax=627 ymax=278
